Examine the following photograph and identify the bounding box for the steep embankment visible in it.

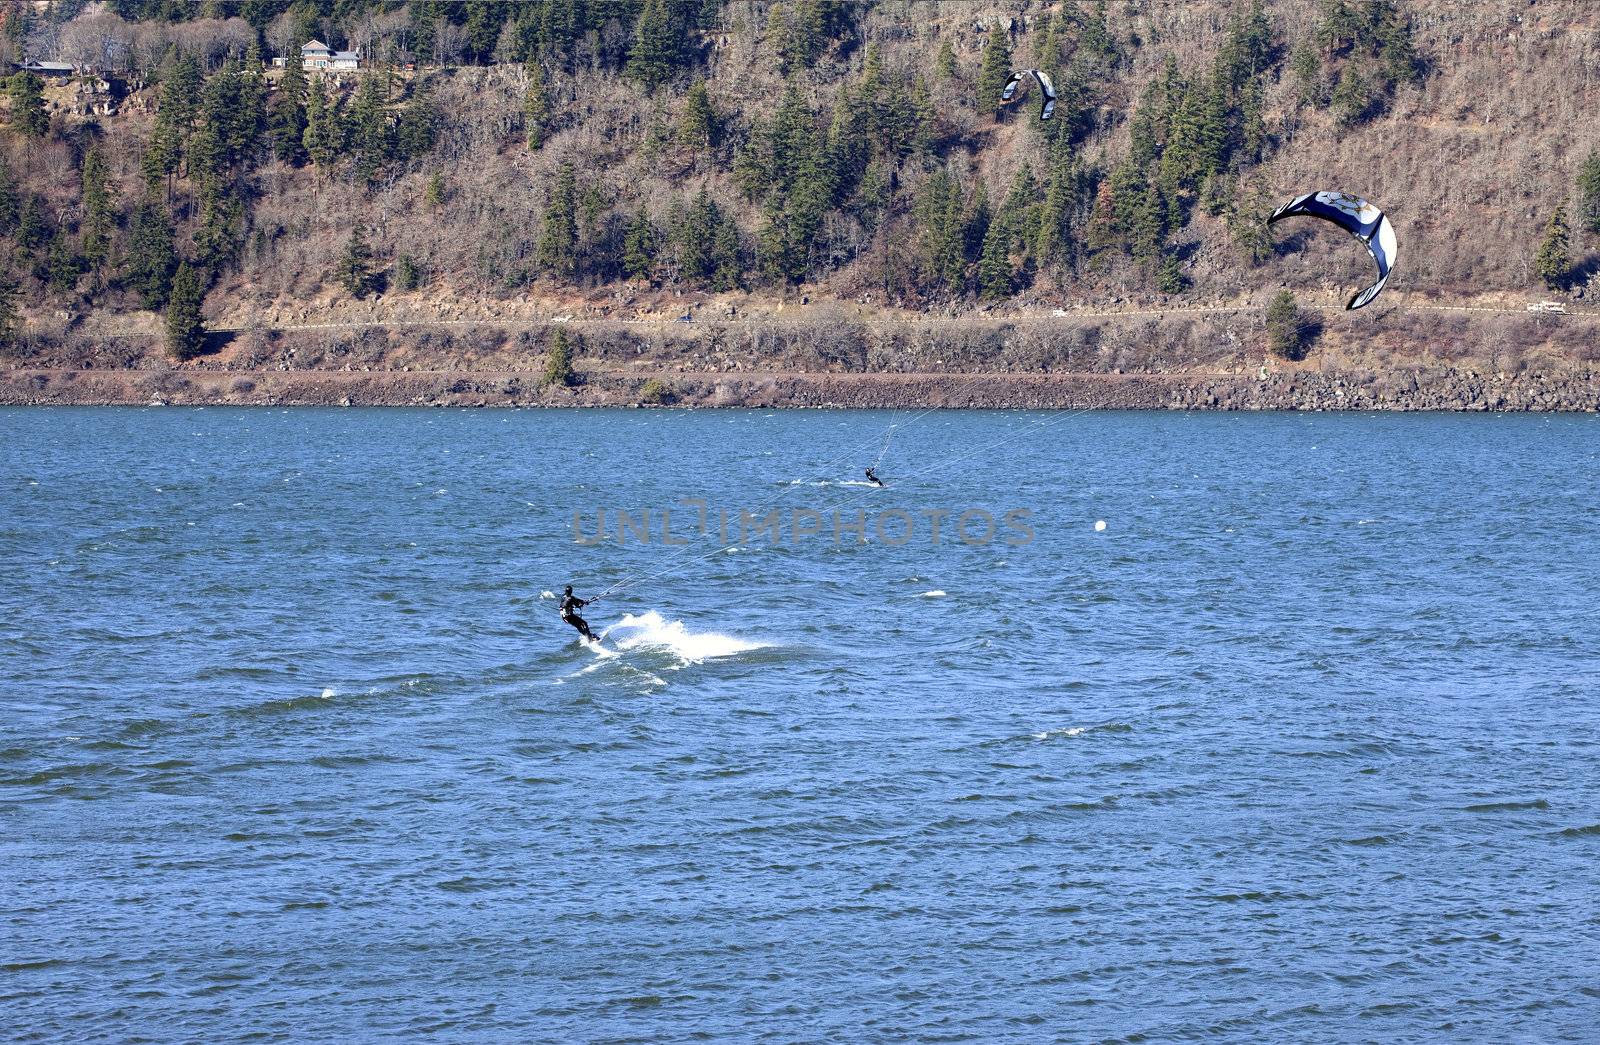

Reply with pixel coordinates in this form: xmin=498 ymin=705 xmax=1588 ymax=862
xmin=4 ymin=1 xmax=1599 ymax=407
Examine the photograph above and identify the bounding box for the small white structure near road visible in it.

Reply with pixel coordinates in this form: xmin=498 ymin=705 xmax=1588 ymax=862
xmin=273 ymin=40 xmax=360 ymax=72
xmin=1527 ymin=300 xmax=1567 ymax=314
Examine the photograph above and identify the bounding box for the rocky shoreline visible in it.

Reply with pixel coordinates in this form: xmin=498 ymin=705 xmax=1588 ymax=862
xmin=3 ymin=364 xmax=1599 ymax=411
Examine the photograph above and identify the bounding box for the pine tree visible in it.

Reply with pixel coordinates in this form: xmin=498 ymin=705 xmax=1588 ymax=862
xmin=1535 ymin=207 xmax=1570 ymax=290
xmin=679 ymin=191 xmax=718 ymax=284
xmin=338 ymin=226 xmax=376 ymax=297
xmin=165 ymin=262 xmax=206 ymax=361
xmin=80 ymin=148 xmax=117 ymax=274
xmin=543 ymin=326 xmax=573 ymax=386
xmin=1228 ymin=185 xmax=1273 ymax=266
xmin=0 ymin=161 xmax=17 ymax=230
xmin=395 ymin=254 xmax=422 ymax=291
xmin=350 ymin=72 xmax=393 ymax=182
xmin=0 ymin=268 xmax=18 ymax=352
xmin=780 ymin=0 xmax=825 ymax=74
xmin=1577 ymin=148 xmax=1600 ymax=235
xmin=192 ymin=184 xmax=245 ymax=279
xmin=524 ymin=59 xmax=550 ymax=148
xmin=1156 ymin=253 xmax=1187 ymax=293
xmin=623 ymin=210 xmax=655 ymax=279
xmin=538 ymin=163 xmax=579 ymax=278
xmin=711 ymin=217 xmax=741 ymax=291
xmin=679 ymin=79 xmax=716 ymax=150
xmin=146 ymin=55 xmax=204 ymax=182
xmin=47 ymin=230 xmax=84 ymax=295
xmin=1265 ymin=289 xmax=1305 ymax=359
xmin=1331 ymin=66 xmax=1374 ymax=126
xmin=916 ymin=168 xmax=965 ymax=290
xmin=17 ymin=195 xmax=50 ymax=258
xmin=977 ymin=23 xmax=1012 ymax=113
xmin=395 ymin=81 xmax=440 ymax=161
xmin=933 ymin=39 xmax=958 ymax=83
xmin=1289 ymin=40 xmax=1323 ymax=107
xmin=628 ymin=0 xmax=682 ymax=92
xmin=303 ymin=79 xmax=341 ymax=174
xmin=424 ymin=172 xmax=445 ymax=208
xmin=7 ymin=72 xmax=49 ymax=137
xmin=977 ymin=217 xmax=1012 ymax=300
xmin=272 ymin=46 xmax=309 ymax=163
xmin=124 ymin=196 xmax=178 ymax=309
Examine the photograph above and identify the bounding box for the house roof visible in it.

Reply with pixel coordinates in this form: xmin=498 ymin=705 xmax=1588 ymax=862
xmin=17 ymin=60 xmax=74 ymax=73
xmin=302 ymin=39 xmax=330 ymax=51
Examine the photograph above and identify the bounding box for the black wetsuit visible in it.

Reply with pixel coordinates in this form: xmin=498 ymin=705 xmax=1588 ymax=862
xmin=560 ymin=593 xmax=595 ymax=641
xmin=865 ymin=468 xmax=885 ymax=488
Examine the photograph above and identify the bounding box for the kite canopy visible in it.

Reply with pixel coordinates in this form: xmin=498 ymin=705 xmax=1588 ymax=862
xmin=1267 ymin=191 xmax=1398 ymax=310
xmin=1000 ymin=69 xmax=1056 ymax=121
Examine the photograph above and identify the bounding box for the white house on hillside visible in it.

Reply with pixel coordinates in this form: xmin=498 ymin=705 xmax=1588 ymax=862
xmin=272 ymin=40 xmax=360 ymax=72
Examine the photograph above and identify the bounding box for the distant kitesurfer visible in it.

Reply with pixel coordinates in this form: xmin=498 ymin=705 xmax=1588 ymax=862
xmin=559 ymin=585 xmax=597 ymax=641
xmin=865 ymin=467 xmax=885 ymax=488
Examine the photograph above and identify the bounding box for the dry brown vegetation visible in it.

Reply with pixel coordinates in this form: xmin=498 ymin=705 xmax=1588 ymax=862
xmin=5 ymin=0 xmax=1600 ymax=385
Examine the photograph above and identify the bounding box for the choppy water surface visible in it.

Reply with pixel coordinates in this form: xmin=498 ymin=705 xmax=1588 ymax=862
xmin=3 ymin=407 xmax=1599 ymax=1042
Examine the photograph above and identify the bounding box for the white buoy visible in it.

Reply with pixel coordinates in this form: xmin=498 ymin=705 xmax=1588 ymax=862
xmin=1094 ymin=520 xmax=1107 ymax=532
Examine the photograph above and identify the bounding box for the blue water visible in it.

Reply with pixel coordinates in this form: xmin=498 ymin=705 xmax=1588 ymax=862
xmin=3 ymin=407 xmax=1599 ymax=1042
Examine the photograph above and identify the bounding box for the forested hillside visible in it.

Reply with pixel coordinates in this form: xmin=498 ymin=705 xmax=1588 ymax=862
xmin=1 ymin=0 xmax=1599 ymax=376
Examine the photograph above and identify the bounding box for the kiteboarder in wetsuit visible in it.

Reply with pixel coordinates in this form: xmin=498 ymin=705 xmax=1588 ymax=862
xmin=559 ymin=586 xmax=597 ymax=641
xmin=864 ymin=467 xmax=885 ymax=488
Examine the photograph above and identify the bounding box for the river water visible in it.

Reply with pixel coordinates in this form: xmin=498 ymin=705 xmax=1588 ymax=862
xmin=3 ymin=407 xmax=1598 ymax=1042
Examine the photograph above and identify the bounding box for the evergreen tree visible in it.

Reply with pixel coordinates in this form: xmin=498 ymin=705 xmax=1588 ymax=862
xmin=679 ymin=191 xmax=718 ymax=284
xmin=1156 ymin=252 xmax=1187 ymax=293
xmin=17 ymin=195 xmax=51 ymax=258
xmin=6 ymin=72 xmax=49 ymax=137
xmin=1265 ymin=289 xmax=1306 ymax=359
xmin=394 ymin=254 xmax=421 ymax=290
xmin=623 ymin=210 xmax=655 ymax=279
xmin=933 ymin=39 xmax=958 ymax=83
xmin=917 ymin=168 xmax=965 ymax=290
xmin=1228 ymin=185 xmax=1273 ymax=266
xmin=711 ymin=217 xmax=741 ymax=291
xmin=192 ymin=184 xmax=245 ymax=279
xmin=1289 ymin=40 xmax=1323 ymax=107
xmin=395 ymin=81 xmax=440 ymax=161
xmin=538 ymin=163 xmax=578 ymax=278
xmin=338 ymin=226 xmax=377 ymax=297
xmin=977 ymin=23 xmax=1012 ymax=113
xmin=628 ymin=0 xmax=683 ymax=92
xmin=143 ymin=55 xmax=203 ymax=186
xmin=186 ymin=119 xmax=226 ymax=189
xmin=1577 ymin=148 xmax=1600 ymax=235
xmin=165 ymin=262 xmax=206 ymax=361
xmin=524 ymin=59 xmax=550 ymax=148
xmin=1535 ymin=206 xmax=1570 ymax=290
xmin=271 ymin=45 xmax=309 ymax=163
xmin=1034 ymin=162 xmax=1073 ymax=267
xmin=47 ymin=230 xmax=84 ymax=295
xmin=199 ymin=57 xmax=267 ymax=172
xmin=80 ymin=147 xmax=117 ymax=274
xmin=124 ymin=195 xmax=178 ymax=310
xmin=0 ymin=161 xmax=18 ymax=230
xmin=543 ymin=326 xmax=573 ymax=386
xmin=1331 ymin=66 xmax=1375 ymax=126
xmin=779 ymin=0 xmax=826 ymax=74
xmin=349 ymin=72 xmax=394 ymax=182
xmin=303 ymin=78 xmax=341 ymax=173
xmin=425 ymin=172 xmax=445 ymax=208
xmin=0 ymin=268 xmax=18 ymax=352
xmin=977 ymin=217 xmax=1011 ymax=300
xmin=679 ymin=78 xmax=716 ymax=150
